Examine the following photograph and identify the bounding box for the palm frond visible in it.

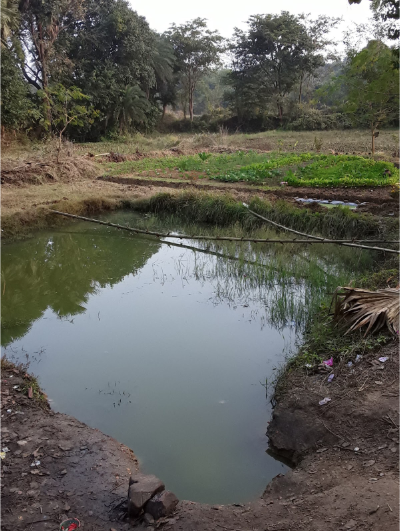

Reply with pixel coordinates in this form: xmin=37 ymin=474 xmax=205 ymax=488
xmin=332 ymin=286 xmax=400 ymax=336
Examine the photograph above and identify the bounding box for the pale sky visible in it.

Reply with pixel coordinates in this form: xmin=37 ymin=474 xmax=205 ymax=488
xmin=130 ymin=0 xmax=373 ymax=42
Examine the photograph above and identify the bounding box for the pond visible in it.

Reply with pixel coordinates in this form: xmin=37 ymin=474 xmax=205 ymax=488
xmin=1 ymin=211 xmax=374 ymax=504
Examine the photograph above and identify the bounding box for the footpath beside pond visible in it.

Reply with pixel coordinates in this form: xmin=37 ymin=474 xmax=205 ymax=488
xmin=2 ymin=340 xmax=399 ymax=531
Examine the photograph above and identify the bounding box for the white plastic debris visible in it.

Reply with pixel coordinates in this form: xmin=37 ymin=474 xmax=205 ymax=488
xmin=6 ymin=409 xmax=12 ymax=413
xmin=378 ymin=357 xmax=389 ymax=363
xmin=319 ymin=397 xmax=331 ymax=406
xmin=327 ymin=374 xmax=335 ymax=383
xmin=2 ymin=447 xmax=10 ymax=453
xmin=347 ymin=361 xmax=353 ymax=367
xmin=355 ymin=355 xmax=362 ymax=363
xmin=30 ymin=460 xmax=40 ymax=467
xmin=354 ymin=447 xmax=360 ymax=452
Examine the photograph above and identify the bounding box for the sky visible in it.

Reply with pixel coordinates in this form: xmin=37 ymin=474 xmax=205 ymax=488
xmin=129 ymin=0 xmax=373 ymax=42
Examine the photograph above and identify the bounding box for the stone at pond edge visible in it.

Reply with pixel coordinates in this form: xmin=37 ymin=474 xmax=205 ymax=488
xmin=266 ymin=407 xmax=337 ymax=463
xmin=128 ymin=474 xmax=165 ymax=517
xmin=144 ymin=490 xmax=179 ymax=520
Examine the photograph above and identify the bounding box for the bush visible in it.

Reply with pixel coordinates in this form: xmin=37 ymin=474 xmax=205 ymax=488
xmin=288 ymin=105 xmax=352 ymax=131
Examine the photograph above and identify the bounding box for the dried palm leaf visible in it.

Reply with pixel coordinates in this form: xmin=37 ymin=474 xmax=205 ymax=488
xmin=332 ymin=287 xmax=400 ymax=336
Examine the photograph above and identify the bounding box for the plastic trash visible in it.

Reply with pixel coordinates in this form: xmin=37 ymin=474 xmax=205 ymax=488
xmin=60 ymin=518 xmax=81 ymax=531
xmin=305 ymin=363 xmax=313 ymax=368
xmin=378 ymin=357 xmax=389 ymax=363
xmin=30 ymin=460 xmax=40 ymax=467
xmin=2 ymin=447 xmax=10 ymax=453
xmin=319 ymin=397 xmax=331 ymax=406
xmin=327 ymin=374 xmax=335 ymax=383
xmin=323 ymin=357 xmax=333 ymax=366
xmin=347 ymin=361 xmax=353 ymax=367
xmin=355 ymin=355 xmax=362 ymax=363
xmin=0 ymin=452 xmax=5 ymax=460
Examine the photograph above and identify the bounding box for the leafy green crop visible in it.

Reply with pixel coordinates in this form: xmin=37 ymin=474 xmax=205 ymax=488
xmin=210 ymin=153 xmax=321 ymax=183
xmin=210 ymin=153 xmax=399 ymax=187
xmin=284 ymin=155 xmax=399 ymax=187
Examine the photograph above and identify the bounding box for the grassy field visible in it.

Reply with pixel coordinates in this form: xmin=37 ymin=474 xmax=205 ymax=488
xmin=3 ymin=129 xmax=400 ymax=161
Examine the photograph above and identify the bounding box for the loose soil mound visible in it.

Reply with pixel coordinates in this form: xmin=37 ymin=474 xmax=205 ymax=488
xmin=1 ymin=157 xmax=98 ymax=186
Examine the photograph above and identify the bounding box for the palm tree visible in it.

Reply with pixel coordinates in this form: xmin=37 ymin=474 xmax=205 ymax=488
xmin=114 ymin=86 xmax=150 ymax=133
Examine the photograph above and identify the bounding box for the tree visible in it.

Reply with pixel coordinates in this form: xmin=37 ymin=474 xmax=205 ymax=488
xmin=1 ymin=0 xmax=20 ymax=46
xmin=229 ymin=12 xmax=336 ymax=124
xmin=18 ymin=0 xmax=85 ymax=126
xmin=1 ymin=46 xmax=39 ymax=131
xmin=60 ymin=0 xmax=159 ymax=138
xmin=349 ymin=0 xmax=400 ymax=39
xmin=165 ymin=18 xmax=224 ymax=121
xmin=113 ymin=85 xmax=151 ymax=133
xmin=341 ymin=40 xmax=399 ymax=153
xmin=45 ymin=84 xmax=98 ymax=160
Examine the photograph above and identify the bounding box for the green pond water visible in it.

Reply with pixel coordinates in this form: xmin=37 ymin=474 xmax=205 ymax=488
xmin=1 ymin=211 xmax=374 ymax=504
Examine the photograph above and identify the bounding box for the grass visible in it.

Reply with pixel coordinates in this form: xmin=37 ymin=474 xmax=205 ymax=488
xmin=68 ymin=129 xmax=400 ymax=159
xmin=128 ymin=192 xmax=399 ymax=240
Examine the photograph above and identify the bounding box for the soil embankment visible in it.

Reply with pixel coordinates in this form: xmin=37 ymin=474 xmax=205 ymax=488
xmin=2 ymin=341 xmax=399 ymax=531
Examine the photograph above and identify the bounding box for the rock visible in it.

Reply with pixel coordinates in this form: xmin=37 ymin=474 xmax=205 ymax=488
xmin=59 ymin=443 xmax=73 ymax=452
xmin=143 ymin=513 xmax=155 ymax=525
xmin=60 ymin=469 xmax=67 ymax=475
xmin=127 ymin=474 xmax=165 ymax=517
xmin=344 ymin=520 xmax=357 ymax=530
xmin=144 ymin=491 xmax=179 ymax=520
xmin=17 ymin=440 xmax=28 ymax=446
xmin=267 ymin=408 xmax=337 ymax=463
xmin=363 ymin=460 xmax=375 ymax=467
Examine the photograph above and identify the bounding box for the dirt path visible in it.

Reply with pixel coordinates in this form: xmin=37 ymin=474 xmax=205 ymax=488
xmin=2 ymin=342 xmax=399 ymax=531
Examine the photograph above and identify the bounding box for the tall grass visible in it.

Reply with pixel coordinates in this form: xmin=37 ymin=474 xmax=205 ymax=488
xmin=126 ymin=192 xmax=398 ymax=240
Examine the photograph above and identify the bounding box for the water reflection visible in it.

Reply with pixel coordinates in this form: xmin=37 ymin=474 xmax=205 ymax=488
xmin=1 ymin=228 xmax=161 ymax=345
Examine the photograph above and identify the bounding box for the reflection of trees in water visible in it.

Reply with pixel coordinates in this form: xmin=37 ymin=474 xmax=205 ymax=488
xmin=2 ymin=211 xmax=375 ymax=346
xmin=1 ymin=230 xmax=160 ymax=346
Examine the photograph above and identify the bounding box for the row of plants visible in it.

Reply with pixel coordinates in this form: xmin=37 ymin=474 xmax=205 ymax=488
xmin=209 ymin=154 xmax=399 ymax=187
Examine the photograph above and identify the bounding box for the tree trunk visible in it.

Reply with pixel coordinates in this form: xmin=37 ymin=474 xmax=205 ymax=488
xmin=189 ymin=85 xmax=194 ymax=122
xmin=277 ymin=101 xmax=283 ymax=124
xmin=162 ymin=104 xmax=167 ymax=121
xmin=371 ymin=123 xmax=375 ymax=155
xmin=298 ymin=75 xmax=303 ymax=104
xmin=57 ymin=131 xmax=62 ymax=163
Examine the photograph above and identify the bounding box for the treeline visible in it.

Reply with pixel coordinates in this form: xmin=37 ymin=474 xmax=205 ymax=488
xmin=1 ymin=0 xmax=399 ymax=141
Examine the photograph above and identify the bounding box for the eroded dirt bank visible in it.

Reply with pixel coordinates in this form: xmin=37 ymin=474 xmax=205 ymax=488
xmin=2 ymin=341 xmax=399 ymax=531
